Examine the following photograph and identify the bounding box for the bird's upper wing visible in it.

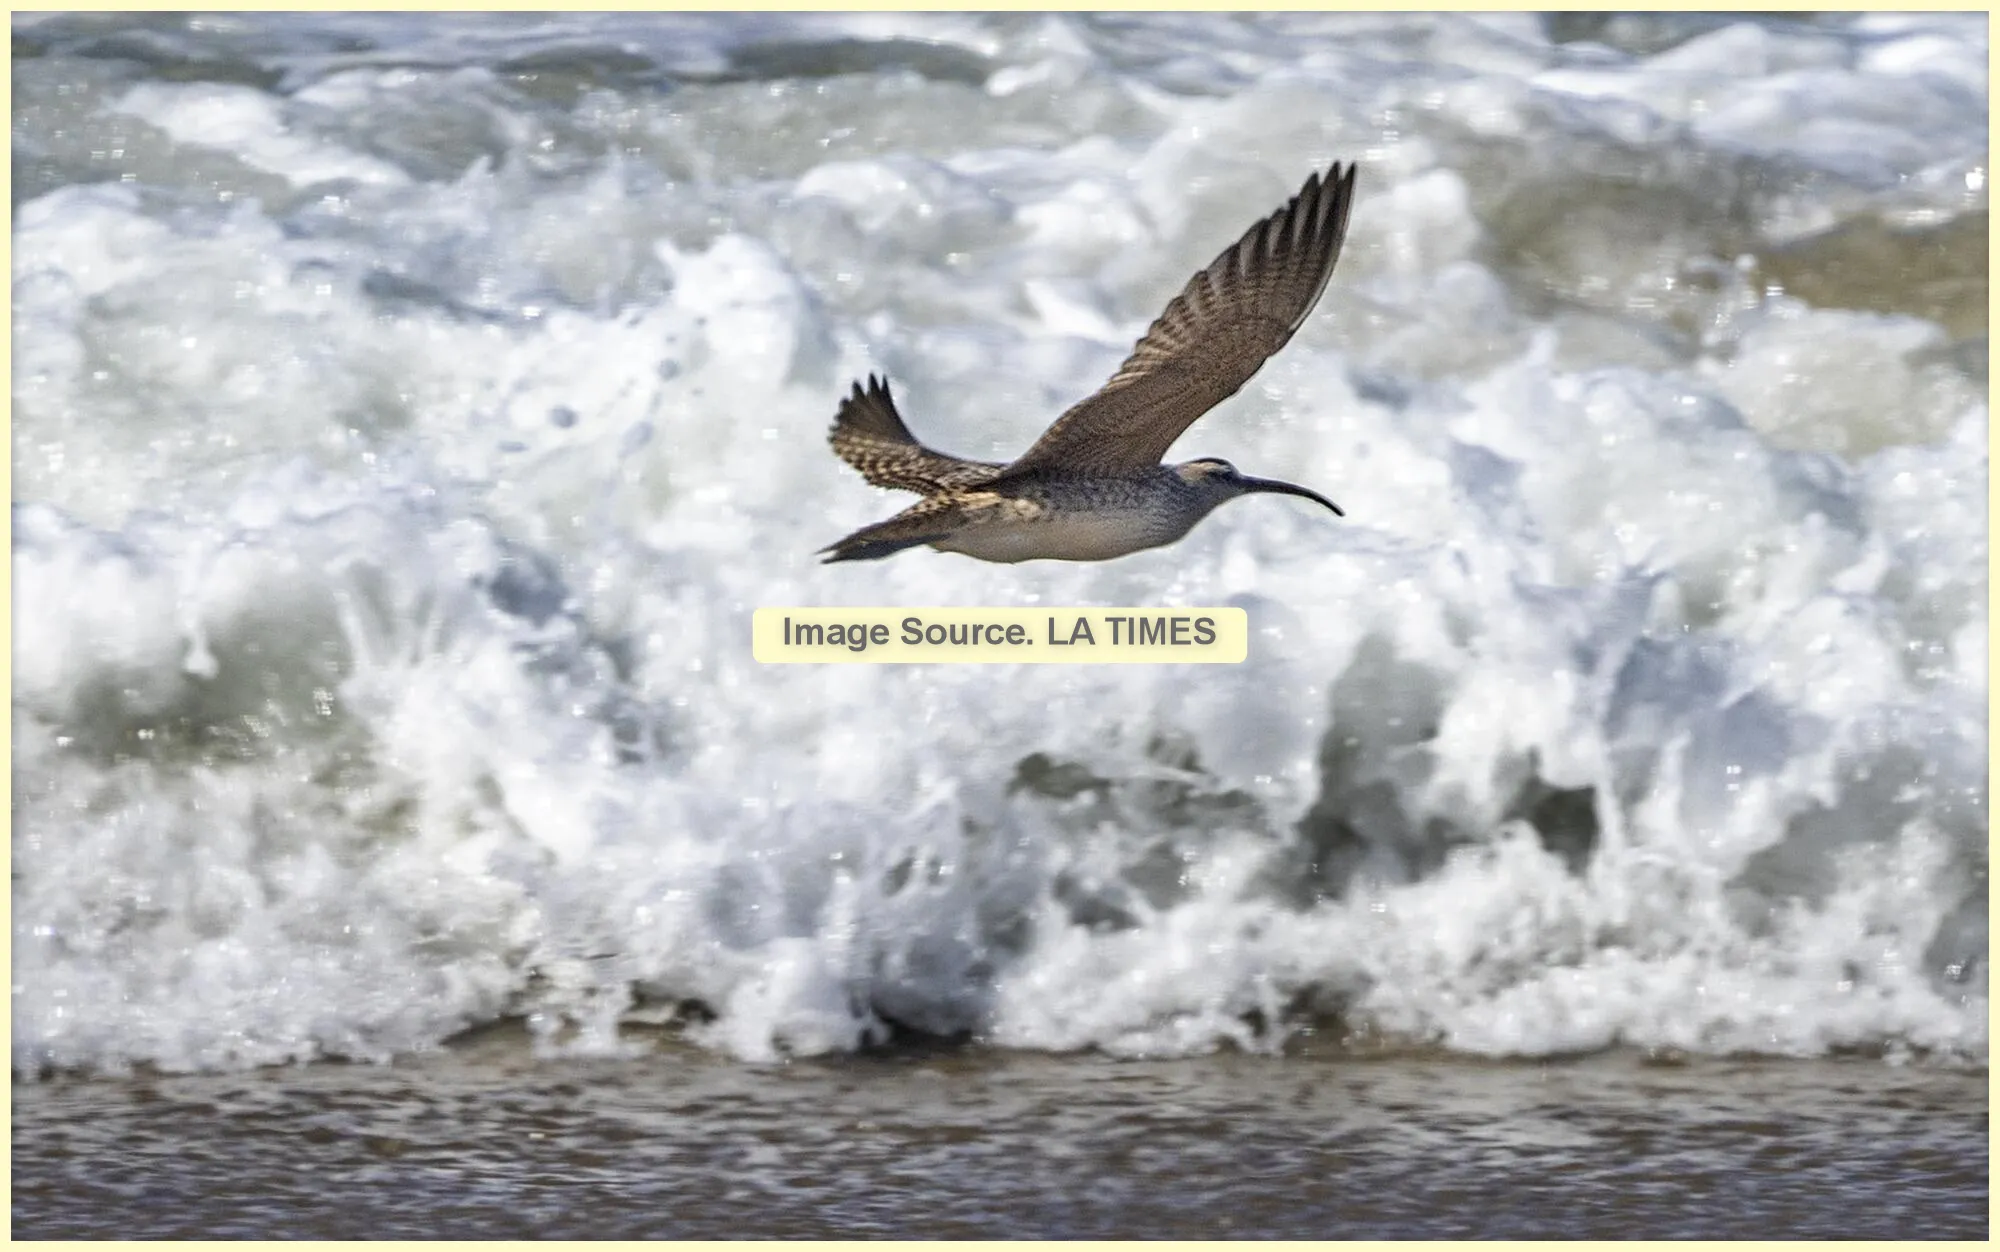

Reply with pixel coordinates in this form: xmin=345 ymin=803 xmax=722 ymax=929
xmin=1000 ymin=162 xmax=1356 ymax=476
xmin=828 ymin=374 xmax=1006 ymax=495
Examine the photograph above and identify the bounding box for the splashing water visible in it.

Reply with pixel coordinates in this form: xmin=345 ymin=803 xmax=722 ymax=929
xmin=12 ymin=12 xmax=1986 ymax=1074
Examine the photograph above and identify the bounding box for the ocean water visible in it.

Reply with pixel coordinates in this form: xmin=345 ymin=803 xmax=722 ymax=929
xmin=11 ymin=11 xmax=1988 ymax=1236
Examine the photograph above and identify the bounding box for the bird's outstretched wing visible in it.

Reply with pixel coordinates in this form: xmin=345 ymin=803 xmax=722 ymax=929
xmin=1001 ymin=162 xmax=1356 ymax=476
xmin=828 ymin=374 xmax=1005 ymax=495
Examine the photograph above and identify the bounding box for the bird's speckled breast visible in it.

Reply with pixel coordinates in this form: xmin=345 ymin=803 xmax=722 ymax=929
xmin=929 ymin=471 xmax=1205 ymax=563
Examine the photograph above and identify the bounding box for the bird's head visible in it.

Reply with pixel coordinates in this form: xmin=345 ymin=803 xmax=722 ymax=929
xmin=1172 ymin=458 xmax=1345 ymax=517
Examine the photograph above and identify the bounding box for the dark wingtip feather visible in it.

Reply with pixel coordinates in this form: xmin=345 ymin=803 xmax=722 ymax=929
xmin=831 ymin=373 xmax=918 ymax=446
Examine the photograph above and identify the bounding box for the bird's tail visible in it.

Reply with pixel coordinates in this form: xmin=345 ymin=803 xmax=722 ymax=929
xmin=819 ymin=527 xmax=942 ymax=563
xmin=819 ymin=496 xmax=967 ymax=563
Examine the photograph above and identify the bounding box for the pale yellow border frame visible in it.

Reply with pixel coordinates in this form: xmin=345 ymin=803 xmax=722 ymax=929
xmin=3 ymin=7 xmax=1993 ymax=1246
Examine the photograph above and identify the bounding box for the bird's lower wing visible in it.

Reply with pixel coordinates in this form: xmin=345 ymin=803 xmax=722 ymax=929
xmin=1002 ymin=162 xmax=1356 ymax=476
xmin=829 ymin=374 xmax=1005 ymax=494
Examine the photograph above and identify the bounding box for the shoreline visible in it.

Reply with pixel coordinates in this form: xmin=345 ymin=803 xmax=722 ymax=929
xmin=15 ymin=1033 xmax=1988 ymax=1238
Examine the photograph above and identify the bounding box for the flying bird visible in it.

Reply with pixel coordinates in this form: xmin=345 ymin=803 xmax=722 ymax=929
xmin=822 ymin=161 xmax=1355 ymax=564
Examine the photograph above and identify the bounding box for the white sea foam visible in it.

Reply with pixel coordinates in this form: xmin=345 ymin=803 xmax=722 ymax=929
xmin=12 ymin=12 xmax=1986 ymax=1073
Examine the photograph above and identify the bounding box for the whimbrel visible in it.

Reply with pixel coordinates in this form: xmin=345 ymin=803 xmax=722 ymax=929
xmin=822 ymin=162 xmax=1355 ymax=564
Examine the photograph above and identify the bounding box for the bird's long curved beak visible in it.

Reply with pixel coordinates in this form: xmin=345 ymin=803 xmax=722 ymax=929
xmin=1240 ymin=475 xmax=1345 ymax=517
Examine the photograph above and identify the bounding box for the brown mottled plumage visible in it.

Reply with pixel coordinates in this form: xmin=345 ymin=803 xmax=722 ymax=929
xmin=827 ymin=376 xmax=1005 ymax=496
xmin=823 ymin=162 xmax=1356 ymax=564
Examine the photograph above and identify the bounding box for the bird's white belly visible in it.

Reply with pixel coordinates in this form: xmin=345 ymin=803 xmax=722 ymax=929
xmin=930 ymin=509 xmax=1185 ymax=563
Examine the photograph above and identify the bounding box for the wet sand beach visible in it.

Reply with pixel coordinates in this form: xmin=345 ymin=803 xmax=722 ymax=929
xmin=13 ymin=1033 xmax=1987 ymax=1238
